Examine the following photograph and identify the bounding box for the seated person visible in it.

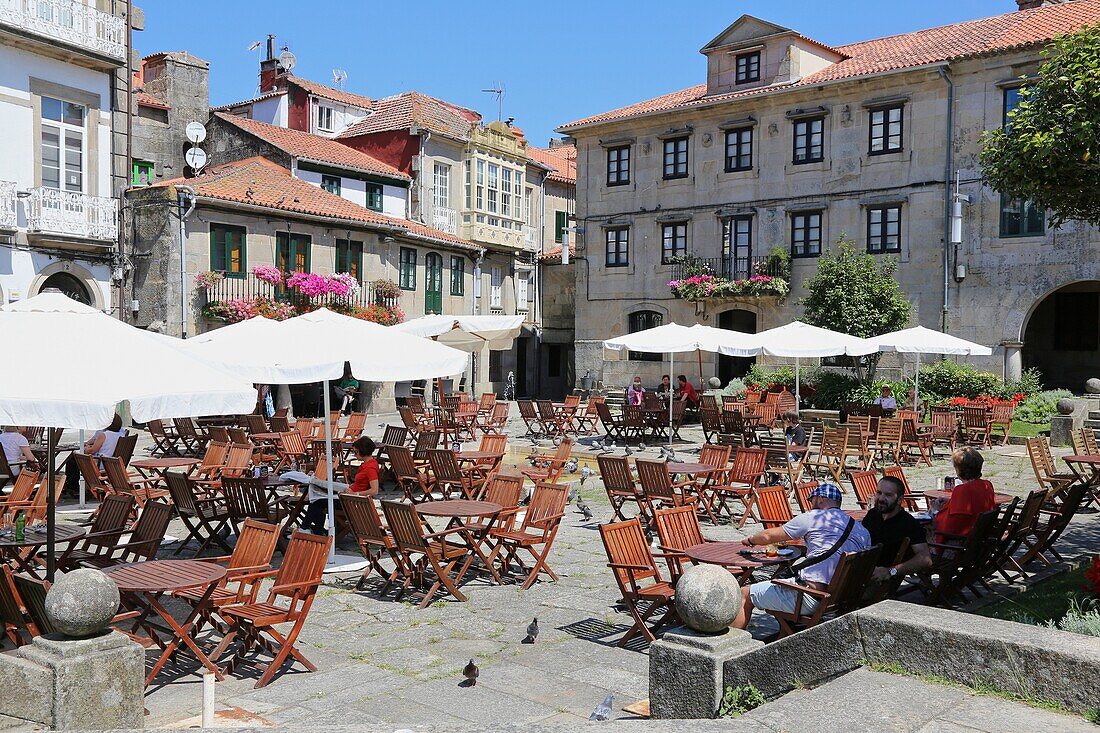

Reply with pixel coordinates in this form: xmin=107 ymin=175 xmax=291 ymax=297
xmin=64 ymin=413 xmax=126 ymax=493
xmin=0 ymin=426 xmax=39 ymax=477
xmin=873 ymin=385 xmax=898 ymax=413
xmin=861 ymin=476 xmax=932 ymax=585
xmin=933 ymin=447 xmax=995 ymax=543
xmin=676 ymin=375 xmax=699 ymax=408
xmin=905 ymin=387 xmax=920 ymax=414
xmin=625 ymin=377 xmax=645 ymax=407
xmin=782 ymin=411 xmax=807 ymax=446
xmin=333 ymin=362 xmax=360 ymax=415
xmin=733 ymin=484 xmax=871 ymax=629
xmin=654 ymin=374 xmax=672 ymax=399
xmin=293 ymin=437 xmax=379 ymax=535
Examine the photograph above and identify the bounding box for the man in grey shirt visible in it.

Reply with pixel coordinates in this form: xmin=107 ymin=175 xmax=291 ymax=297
xmin=733 ymin=483 xmax=871 ymax=629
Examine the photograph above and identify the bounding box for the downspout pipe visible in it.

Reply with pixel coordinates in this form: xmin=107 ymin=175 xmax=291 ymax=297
xmin=938 ymin=65 xmax=954 ymax=334
xmin=176 ymin=185 xmax=196 ymax=338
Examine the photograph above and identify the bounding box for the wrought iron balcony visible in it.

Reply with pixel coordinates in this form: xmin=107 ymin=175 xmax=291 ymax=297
xmin=669 ymin=255 xmax=785 ymax=282
xmin=0 ymin=181 xmax=16 ymax=230
xmin=23 ymin=187 xmax=118 ymax=241
xmin=432 ymin=206 xmax=457 ymax=235
xmin=0 ymin=0 xmax=126 ymax=62
xmin=205 ymin=272 xmax=399 ymax=310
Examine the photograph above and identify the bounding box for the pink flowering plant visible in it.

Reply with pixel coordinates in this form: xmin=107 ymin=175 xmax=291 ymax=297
xmin=202 ymin=297 xmax=296 ymax=323
xmin=193 ymin=271 xmax=224 ymax=290
xmin=252 ymin=266 xmax=284 ymax=286
xmin=669 ymin=273 xmax=789 ymax=299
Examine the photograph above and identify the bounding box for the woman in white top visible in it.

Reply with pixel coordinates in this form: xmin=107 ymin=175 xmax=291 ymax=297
xmin=63 ymin=413 xmax=124 ymax=494
xmin=0 ymin=426 xmax=39 ymax=477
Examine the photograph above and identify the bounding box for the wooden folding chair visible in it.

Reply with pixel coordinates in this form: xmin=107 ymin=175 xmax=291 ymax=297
xmin=146 ymin=419 xmax=181 ymax=456
xmin=191 ymin=441 xmax=229 ymax=483
xmin=599 ymin=518 xmax=679 ymax=646
xmin=340 ymin=494 xmax=406 ymax=593
xmin=960 ymin=406 xmax=992 ymax=447
xmin=102 ymin=456 xmax=169 ymax=508
xmin=899 ymin=417 xmax=933 ymax=466
xmin=709 ymin=447 xmax=767 ymax=526
xmin=114 ymin=433 xmax=138 ymax=467
xmin=636 ymin=459 xmax=698 ymax=527
xmin=595 ymin=401 xmax=627 ymax=441
xmin=492 ymin=482 xmax=568 ymax=589
xmin=165 ymin=471 xmax=233 ymax=556
xmin=207 ymin=426 xmax=230 ymax=444
xmin=929 ymin=408 xmax=959 ymax=453
xmin=652 ymin=504 xmax=740 ymax=583
xmin=222 ymin=476 xmax=288 ymax=533
xmin=174 ymin=417 xmax=208 ymax=456
xmin=274 ymin=431 xmax=309 ymax=473
xmin=870 ymin=418 xmax=903 ymax=465
xmin=380 ymin=500 xmax=470 ymax=608
xmin=470 ymin=434 xmax=507 ymax=480
xmin=242 ymin=414 xmax=269 ymax=435
xmin=213 ymin=530 xmax=331 ymax=688
xmin=517 ymin=400 xmax=544 ymax=438
xmin=804 ymin=427 xmax=851 ymax=485
xmin=387 ymin=445 xmax=434 ymax=502
xmin=521 ymin=437 xmax=572 ymax=485
xmin=848 ymin=470 xmax=879 ymax=510
xmin=699 ymin=396 xmax=724 ymax=444
xmin=597 ymin=454 xmax=642 ymax=522
xmin=79 ymin=501 xmax=172 ymax=570
xmin=881 ymin=465 xmax=924 ymax=511
xmin=268 ymin=416 xmax=290 ymax=433
xmin=751 ymin=485 xmax=795 ymax=528
xmin=1026 ymin=437 xmax=1075 ymax=497
xmin=989 ymin=402 xmax=1014 ymax=446
xmin=765 ymin=545 xmax=882 ymax=637
xmin=54 ymin=494 xmax=133 ymax=570
xmin=411 ymin=431 xmax=441 ymax=463
xmin=480 ymin=402 xmax=511 ymax=436
xmin=0 ymin=566 xmax=36 ymax=647
xmin=576 ymin=397 xmax=603 ymax=435
xmin=793 ymin=480 xmax=820 ymax=512
xmin=427 ymin=449 xmax=484 ymax=500
xmin=340 ymin=412 xmax=367 ymax=442
xmin=0 ymin=469 xmax=40 ymax=520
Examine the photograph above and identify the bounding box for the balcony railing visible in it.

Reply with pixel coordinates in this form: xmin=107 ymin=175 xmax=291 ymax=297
xmin=0 ymin=0 xmax=126 ymax=61
xmin=205 ymin=272 xmax=399 ymax=310
xmin=0 ymin=181 xmax=16 ymax=230
xmin=432 ymin=206 xmax=457 ymax=235
xmin=24 ymin=187 xmax=118 ymax=241
xmin=524 ymin=224 xmax=538 ymax=248
xmin=670 ymin=255 xmax=784 ymax=282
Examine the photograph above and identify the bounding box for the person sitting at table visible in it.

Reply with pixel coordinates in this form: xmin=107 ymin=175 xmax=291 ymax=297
xmin=625 ymin=377 xmax=646 ymax=407
xmin=862 ymin=476 xmax=932 ymax=584
xmin=733 ymin=483 xmax=871 ymax=630
xmin=933 ymin=447 xmax=995 ymax=543
xmin=905 ymin=387 xmax=920 ymax=413
xmin=676 ymin=375 xmax=699 ymax=408
xmin=300 ymin=436 xmax=379 ymax=535
xmin=873 ymin=385 xmax=897 ymax=413
xmin=782 ymin=412 xmax=807 ymax=447
xmin=333 ymin=362 xmax=360 ymax=415
xmin=63 ymin=412 xmax=125 ymax=494
xmin=1 ymin=426 xmax=39 ymax=477
xmin=654 ymin=374 xmax=672 ymax=399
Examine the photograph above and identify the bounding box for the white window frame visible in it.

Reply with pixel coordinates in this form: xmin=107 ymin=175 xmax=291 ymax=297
xmin=41 ymin=96 xmax=86 ymax=193
xmin=433 ymin=163 xmax=450 ymax=210
xmin=490 ymin=266 xmax=503 ymax=308
xmin=315 ymin=103 xmax=334 ymax=132
xmin=516 ymin=271 xmax=529 ymax=310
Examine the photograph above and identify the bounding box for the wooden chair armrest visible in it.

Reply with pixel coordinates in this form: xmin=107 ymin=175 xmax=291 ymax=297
xmin=771 ymin=577 xmax=831 ymax=599
xmin=528 ymin=512 xmax=565 ymax=529
xmin=608 ymin=561 xmax=655 ymax=572
xmin=270 ymin=579 xmax=321 ymax=596
xmin=423 ymin=526 xmax=466 ymax=542
xmin=225 ymin=568 xmax=278 ymax=585
xmin=111 ymin=610 xmax=141 ymax=623
xmin=225 ymin=563 xmax=271 ymax=578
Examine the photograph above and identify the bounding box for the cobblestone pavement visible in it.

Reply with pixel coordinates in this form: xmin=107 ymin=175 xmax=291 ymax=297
xmin=49 ymin=416 xmax=1097 ymax=729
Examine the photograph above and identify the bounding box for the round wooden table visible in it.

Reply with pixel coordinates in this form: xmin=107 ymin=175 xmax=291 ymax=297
xmin=417 ymin=500 xmax=504 ymax=586
xmin=453 ymin=451 xmax=505 ymax=462
xmin=0 ymin=522 xmax=86 ymax=577
xmin=683 ymin=541 xmax=803 ymax=582
xmin=667 ymin=462 xmax=717 ymax=475
xmin=104 ymin=559 xmax=227 ymax=686
xmin=417 ymin=499 xmax=502 ymax=518
xmin=925 ymin=489 xmax=1014 ymax=504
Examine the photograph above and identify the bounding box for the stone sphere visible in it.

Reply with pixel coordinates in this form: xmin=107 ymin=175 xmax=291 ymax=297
xmin=674 ymin=563 xmax=742 ymax=634
xmin=1056 ymin=398 xmax=1077 ymax=416
xmin=44 ymin=569 xmax=120 ymax=638
xmin=1085 ymin=378 xmax=1100 ymax=395
xmin=708 ymin=377 xmax=723 ymax=389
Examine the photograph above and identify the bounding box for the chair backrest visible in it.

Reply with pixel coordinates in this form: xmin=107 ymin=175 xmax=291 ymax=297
xmin=479 ymin=434 xmax=508 ymax=455
xmin=522 ymin=482 xmax=569 ymax=531
xmin=776 ymin=390 xmax=797 ymax=415
xmin=700 ymin=401 xmax=723 ymax=434
xmin=849 ymin=471 xmax=879 ymax=509
xmin=482 ymin=474 xmax=523 ymax=509
xmin=380 ymin=425 xmax=408 ymax=448
xmin=876 ymin=418 xmax=903 ymax=445
xmin=793 ymin=480 xmax=819 ymax=512
xmin=427 ymin=449 xmax=463 ymax=483
xmin=848 ymin=415 xmax=872 ymax=435
xmin=823 ymin=545 xmax=883 ymax=615
xmin=113 ymin=433 xmax=138 ymax=465
xmin=199 ymin=441 xmax=229 ymax=472
xmin=164 ymin=471 xmax=198 ymax=514
xmin=175 ymin=417 xmax=200 ymax=440
xmin=990 ymin=402 xmax=1014 ymax=423
xmin=295 ymin=418 xmax=316 ymax=439
xmin=343 ymin=412 xmax=367 ymax=440
xmin=269 ymin=415 xmax=290 ymax=433
xmin=12 ymin=573 xmax=54 ymax=637
xmin=269 ymin=530 xmax=331 ymax=604
xmin=597 ymin=454 xmax=636 ymax=494
xmin=229 ymin=518 xmax=280 ymax=571
xmin=595 ymin=401 xmax=616 ymax=425
xmin=413 ymin=431 xmax=441 ymax=459
xmin=489 ymin=402 xmax=510 ymax=424
xmin=699 ymin=444 xmax=731 ymax=470
xmin=536 ymin=400 xmax=557 ymax=421
xmin=896 ymin=409 xmax=919 ymax=423
xmin=745 ymin=391 xmax=762 ymax=405
xmin=636 ymin=459 xmax=674 ymax=502
xmin=340 ymin=494 xmax=389 ymax=545
xmin=243 ymin=414 xmax=269 ymax=434
xmin=753 ymin=485 xmax=794 ymax=528
xmin=764 ymin=391 xmax=782 ymax=405
xmin=406 ymin=396 xmax=426 ymax=414
xmin=147 ymin=419 xmax=169 ymax=440
xmin=729 ymin=447 xmax=767 ymax=484
xmin=386 ymin=445 xmax=418 ymax=479
xmin=222 ymin=443 xmax=254 ymax=478
xmin=699 ymin=394 xmax=719 ymax=412
xmin=552 ymin=437 xmax=574 ymax=463
xmin=881 ymin=465 xmax=911 ymax=495
xmin=1070 ymin=428 xmax=1091 ymax=457
xmin=24 ymin=476 xmax=60 ymax=524
xmin=228 ymin=427 xmax=250 ymax=444
xmin=101 ymin=456 xmax=135 ymax=492
xmin=653 ymin=505 xmax=705 ymax=552
xmin=478 ymin=393 xmax=496 ymax=411
xmin=564 ymin=395 xmax=581 ymax=408
xmin=752 ymin=403 xmax=777 ymax=426
xmin=278 ymin=431 xmax=307 ymax=457
xmin=4 ymin=469 xmax=39 ymax=510
xmin=1026 ymin=437 xmax=1056 ymax=480
xmin=207 ymin=426 xmax=230 ymax=443
xmin=128 ymin=501 xmax=172 ymax=560
xmin=962 ymin=406 xmax=988 ymax=428
xmin=222 ymin=476 xmax=271 ymax=520
xmin=380 ymin=500 xmax=429 ymax=552
xmin=930 ymin=408 xmax=956 ymax=431
xmin=600 ymin=518 xmax=660 ymax=591
xmin=86 ymin=494 xmax=133 ymax=543
xmin=820 ymin=427 xmax=850 ymax=457
xmin=518 ymin=400 xmax=539 ymax=421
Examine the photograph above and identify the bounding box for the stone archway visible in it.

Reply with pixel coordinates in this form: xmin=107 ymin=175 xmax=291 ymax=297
xmin=29 ymin=261 xmax=105 ymax=310
xmin=1021 ymin=281 xmax=1100 ymax=391
xmin=717 ymin=308 xmax=757 ymax=384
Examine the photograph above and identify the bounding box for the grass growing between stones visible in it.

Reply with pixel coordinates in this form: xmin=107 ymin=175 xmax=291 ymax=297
xmin=974 ymin=563 xmax=1090 ymax=624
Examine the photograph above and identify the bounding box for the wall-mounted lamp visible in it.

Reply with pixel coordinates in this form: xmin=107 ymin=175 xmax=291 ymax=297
xmin=949 ymin=172 xmax=971 ymax=245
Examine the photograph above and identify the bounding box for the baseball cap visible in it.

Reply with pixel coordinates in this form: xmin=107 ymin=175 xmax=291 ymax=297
xmin=808 ymin=483 xmax=843 ymax=503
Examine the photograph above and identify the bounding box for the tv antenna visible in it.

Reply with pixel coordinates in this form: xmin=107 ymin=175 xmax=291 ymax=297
xmin=481 ymin=81 xmax=505 ymax=121
xmin=247 ymin=40 xmax=263 ymax=52
xmin=332 ymin=69 xmax=348 ymax=87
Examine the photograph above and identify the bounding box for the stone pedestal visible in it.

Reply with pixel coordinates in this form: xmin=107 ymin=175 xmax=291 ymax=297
xmin=0 ymin=631 xmax=145 ymax=730
xmin=1002 ymin=340 xmax=1023 ymax=383
xmin=1050 ymin=398 xmax=1086 ymax=447
xmin=649 ymin=626 xmax=762 ymax=719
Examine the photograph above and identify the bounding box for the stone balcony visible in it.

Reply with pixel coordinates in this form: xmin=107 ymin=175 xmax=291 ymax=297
xmin=0 ymin=181 xmax=15 ymax=231
xmin=23 ymin=187 xmax=118 ymax=244
xmin=0 ymin=0 xmax=126 ymax=67
xmin=432 ymin=205 xmax=457 ymax=235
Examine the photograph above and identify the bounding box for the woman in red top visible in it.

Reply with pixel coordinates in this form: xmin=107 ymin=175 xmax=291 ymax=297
xmin=303 ymin=436 xmax=379 ymax=534
xmin=934 ymin=447 xmax=996 ymax=541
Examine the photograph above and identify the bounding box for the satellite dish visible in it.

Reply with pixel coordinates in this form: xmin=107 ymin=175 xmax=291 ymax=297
xmin=184 ymin=147 xmax=207 ymax=171
xmin=185 ymin=121 xmax=207 ymax=144
xmin=278 ymin=49 xmax=297 ymax=71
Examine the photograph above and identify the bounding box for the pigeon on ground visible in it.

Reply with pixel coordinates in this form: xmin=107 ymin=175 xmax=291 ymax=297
xmin=580 ymin=465 xmax=593 ymax=485
xmin=462 ymin=659 xmax=479 ymax=687
xmin=639 ymin=442 xmax=647 ymax=451
xmin=577 ymin=499 xmax=594 ymax=522
xmin=590 ymin=693 xmax=613 ymax=721
xmin=623 ymin=446 xmax=633 ymax=456
xmin=565 ymin=458 xmax=579 ymax=474
xmin=552 ymin=435 xmax=563 ymax=447
xmin=567 ymin=487 xmax=578 ymax=503
xmin=591 ymin=438 xmax=604 ymax=451
xmin=523 ymin=617 xmax=539 ymax=644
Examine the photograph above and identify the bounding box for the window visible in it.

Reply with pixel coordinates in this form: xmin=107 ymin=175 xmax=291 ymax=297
xmin=315 ymin=104 xmax=334 ymax=132
xmin=724 ymin=127 xmax=753 ymax=172
xmin=464 ymin=159 xmax=472 ymax=209
xmin=365 ymin=182 xmax=383 ymax=212
xmin=399 ymin=247 xmax=417 ymax=290
xmin=501 ymin=164 xmax=512 ymax=218
xmin=450 ymin=255 xmax=464 ymax=295
xmin=791 ymin=211 xmax=823 ymax=258
xmin=476 ymin=159 xmax=485 ymax=210
xmin=1000 ymin=194 xmax=1045 ymax=237
xmin=41 ymin=96 xmax=85 ymax=192
xmin=721 ymin=215 xmax=753 ymax=279
xmin=663 ymin=137 xmax=689 ymax=179
xmin=869 ymin=105 xmax=903 ymax=154
xmin=490 ymin=266 xmax=502 ymax=308
xmin=605 ymin=227 xmax=629 ymax=267
xmin=1054 ymin=292 xmax=1099 ymax=351
xmin=628 ymin=310 xmax=663 ymax=361
xmin=792 ymin=117 xmax=824 ymax=164
xmin=735 ymin=51 xmax=760 ymax=84
xmin=433 ymin=163 xmax=450 ymax=209
xmin=554 ymin=211 xmax=568 ymax=243
xmin=516 ymin=272 xmax=529 ymax=309
xmin=321 ymin=174 xmax=341 ymax=196
xmin=487 ymin=163 xmax=498 ymax=215
xmin=867 ymin=206 xmax=901 ymax=253
xmin=547 ymin=343 xmax=563 ymax=379
xmin=275 ymin=231 xmax=311 ymax=272
xmin=661 ymin=222 xmax=687 ymax=263
xmin=131 ymin=160 xmax=153 ymax=186
xmin=209 ymin=223 xmax=246 ymax=277
xmin=1003 ymin=87 xmax=1022 ymax=129
xmin=607 ymin=145 xmax=630 ymax=186
xmin=335 ymin=239 xmax=363 ymax=281
xmin=425 ymin=253 xmax=443 ymax=314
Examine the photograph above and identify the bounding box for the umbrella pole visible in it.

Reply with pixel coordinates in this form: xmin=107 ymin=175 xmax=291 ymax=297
xmin=669 ymin=352 xmax=674 ymax=449
xmin=46 ymin=426 xmax=56 ymax=582
xmin=696 ymin=349 xmax=703 ymax=393
xmin=323 ymin=380 xmax=336 ymax=564
xmin=915 ymin=354 xmax=921 ymax=415
xmin=795 ymin=357 xmax=800 ymax=413
xmin=78 ymin=429 xmax=85 ymax=508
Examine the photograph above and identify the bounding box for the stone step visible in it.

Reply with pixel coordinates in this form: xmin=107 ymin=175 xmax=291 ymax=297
xmin=1085 ymin=420 xmax=1100 ymax=430
xmin=1088 ymin=411 xmax=1100 ymax=421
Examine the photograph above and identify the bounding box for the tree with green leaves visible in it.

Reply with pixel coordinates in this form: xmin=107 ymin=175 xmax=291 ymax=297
xmin=800 ymin=236 xmax=911 ymax=380
xmin=980 ymin=24 xmax=1100 ymax=227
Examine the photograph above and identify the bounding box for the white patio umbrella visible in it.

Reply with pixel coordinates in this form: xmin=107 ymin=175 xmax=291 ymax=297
xmin=865 ymin=326 xmax=992 ymax=410
xmin=393 ymin=314 xmax=524 ymax=352
xmin=0 ymin=292 xmax=257 ymax=578
xmin=725 ymin=321 xmax=878 ymax=407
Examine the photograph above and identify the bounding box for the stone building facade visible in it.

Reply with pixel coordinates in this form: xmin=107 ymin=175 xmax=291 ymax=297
xmin=558 ymin=1 xmax=1100 ymax=392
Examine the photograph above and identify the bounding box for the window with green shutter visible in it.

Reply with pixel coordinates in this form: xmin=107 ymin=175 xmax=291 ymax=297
xmin=450 ymin=255 xmax=464 ymax=296
xmin=554 ymin=211 xmax=567 ymax=243
xmin=366 ymin=182 xmax=384 ymax=212
xmin=335 ymin=239 xmax=363 ymax=281
xmin=399 ymin=247 xmax=417 ymax=290
xmin=276 ymin=231 xmax=311 ymax=273
xmin=132 ymin=160 xmax=154 ymax=186
xmin=209 ymin=223 xmax=246 ymax=278
xmin=321 ymin=174 xmax=341 ymax=195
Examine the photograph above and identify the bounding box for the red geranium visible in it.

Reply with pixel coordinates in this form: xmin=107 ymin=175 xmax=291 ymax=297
xmin=1085 ymin=555 xmax=1100 ymax=597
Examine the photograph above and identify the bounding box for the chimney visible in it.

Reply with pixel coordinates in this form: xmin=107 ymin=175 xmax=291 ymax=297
xmin=1016 ymin=0 xmax=1069 ymax=9
xmin=258 ymin=34 xmax=280 ymax=92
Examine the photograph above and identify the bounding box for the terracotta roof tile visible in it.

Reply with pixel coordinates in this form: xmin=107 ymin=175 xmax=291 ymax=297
xmin=285 ymin=75 xmax=373 ymax=110
xmin=210 ymin=89 xmax=288 ymax=112
xmin=136 ymin=91 xmax=170 ymax=110
xmin=559 ymin=1 xmax=1100 ymax=130
xmin=538 ymin=244 xmax=576 ymax=262
xmin=215 ymin=113 xmax=411 ymax=181
xmin=150 ymin=157 xmax=480 ymax=252
xmin=338 ymin=91 xmax=480 ymax=140
xmin=527 ymin=145 xmax=577 ymax=184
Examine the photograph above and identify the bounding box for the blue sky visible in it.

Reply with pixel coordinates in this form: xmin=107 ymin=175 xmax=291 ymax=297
xmin=139 ymin=0 xmax=1014 ymax=145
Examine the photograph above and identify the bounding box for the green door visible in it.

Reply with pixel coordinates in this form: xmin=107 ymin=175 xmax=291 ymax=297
xmin=425 ymin=253 xmax=443 ymax=314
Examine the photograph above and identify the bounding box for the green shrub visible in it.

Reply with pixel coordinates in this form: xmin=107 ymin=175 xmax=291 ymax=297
xmin=1005 ymin=367 xmax=1045 ymax=399
xmin=808 ymin=371 xmax=864 ymax=410
xmin=1044 ymin=598 xmax=1100 ymax=637
xmin=917 ymin=360 xmax=1002 ymax=399
xmin=722 ymin=378 xmax=747 ymax=398
xmin=744 ymin=364 xmax=794 ymax=390
xmin=717 ymin=683 xmax=766 ymax=719
xmin=1015 ymin=389 xmax=1072 ymax=424
xmin=846 ymin=378 xmax=911 ymax=405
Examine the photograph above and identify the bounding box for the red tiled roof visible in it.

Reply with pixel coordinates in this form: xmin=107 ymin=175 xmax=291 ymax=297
xmin=338 ymin=91 xmax=481 ymax=140
xmin=150 ymin=157 xmax=481 ymax=252
xmin=527 ymin=145 xmax=576 ymax=185
xmin=136 ymin=91 xmax=170 ymax=110
xmin=285 ymin=75 xmax=374 ymax=110
xmin=215 ymin=113 xmax=411 ymax=182
xmin=211 ymin=89 xmax=287 ymax=112
xmin=538 ymin=244 xmax=576 ymax=262
xmin=559 ymin=1 xmax=1100 ymax=130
